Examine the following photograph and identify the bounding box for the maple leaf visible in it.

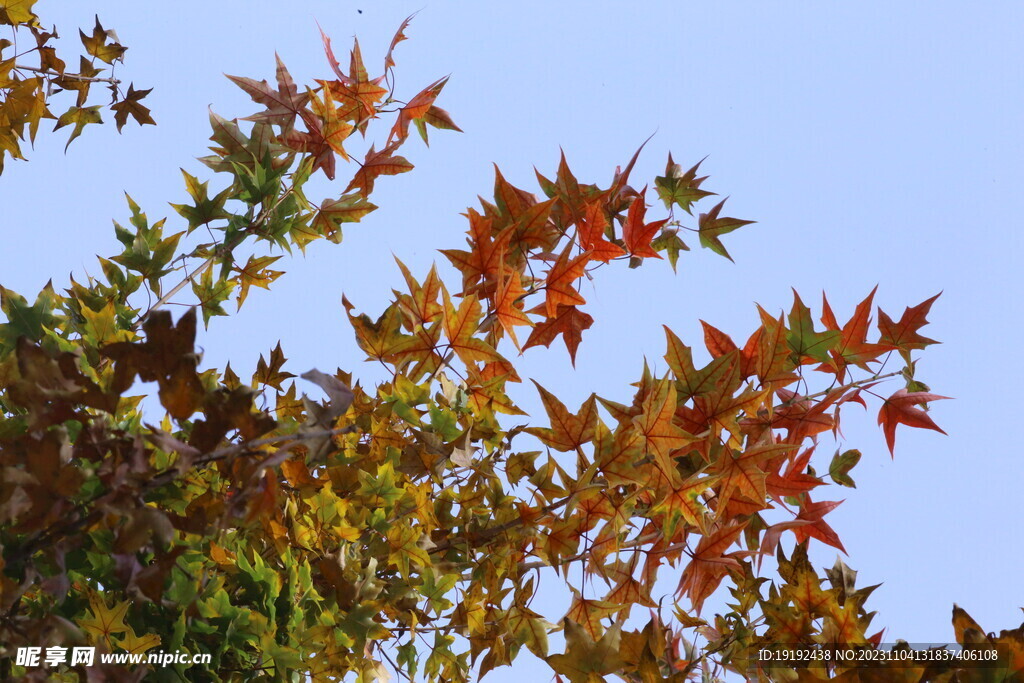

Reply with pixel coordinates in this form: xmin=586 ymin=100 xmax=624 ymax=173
xmin=0 ymin=283 xmax=60 ymax=350
xmin=697 ymin=197 xmax=753 ymax=262
xmin=113 ymin=630 xmax=161 ymax=656
xmin=492 ymin=164 xmax=539 ymax=220
xmin=820 ymin=287 xmax=888 ymax=380
xmin=546 ymin=619 xmax=624 ymax=682
xmin=191 ymin=267 xmax=234 ymax=326
xmin=389 ymin=76 xmax=449 ymax=143
xmin=53 ymin=104 xmax=102 ymax=151
xmin=655 ymin=153 xmax=715 ymax=214
xmin=311 ymin=193 xmax=377 ymax=244
xmin=253 ymin=342 xmax=295 ymax=391
xmin=345 ymin=142 xmax=413 ymax=197
xmin=621 ymin=187 xmax=667 ymax=260
xmin=700 ymin=320 xmax=738 ymax=358
xmin=79 ymin=15 xmax=125 ymax=64
xmin=523 ymin=305 xmax=594 ymax=366
xmin=763 ymin=446 xmax=820 ymax=502
xmin=787 ymin=291 xmax=841 ymax=364
xmin=878 ymin=292 xmax=941 ymax=355
xmin=656 ymin=472 xmax=718 ymax=534
xmin=876 ymin=388 xmax=950 ymax=457
xmin=632 ymin=378 xmax=693 ymax=485
xmin=754 ymin=305 xmax=799 ymax=385
xmin=413 ymin=104 xmax=462 ymax=146
xmin=565 ymin=588 xmax=627 ymax=640
xmin=828 ymin=448 xmax=861 ymax=488
xmin=228 ymin=55 xmax=309 ymax=130
xmin=771 ymin=389 xmax=838 ymax=441
xmin=441 ymin=288 xmax=506 ymax=367
xmin=233 ymin=255 xmax=283 ymax=309
xmin=543 ymin=244 xmax=590 ymax=317
xmin=79 ymin=592 xmax=131 ymax=646
xmin=678 ymin=521 xmax=749 ymax=613
xmin=711 ymin=444 xmax=789 ymax=510
xmin=575 ymin=200 xmax=624 ymax=263
xmin=394 ymin=259 xmax=443 ymax=327
xmin=554 ymin=149 xmax=584 ymax=218
xmin=171 ymin=169 xmax=231 ymax=233
xmin=790 ymin=497 xmax=846 ymax=553
xmin=307 ymin=85 xmax=353 ymax=159
xmin=493 ymin=265 xmax=533 ymax=348
xmin=526 ymin=381 xmax=599 ymax=452
xmin=388 ymin=319 xmax=444 ymax=381
xmin=344 ymin=297 xmax=407 ymax=360
xmin=321 ymin=77 xmax=389 ymax=129
xmin=440 ymin=209 xmax=514 ymax=297
xmin=782 ymin=567 xmax=838 ymax=620
xmin=0 ymin=0 xmax=38 ymax=24
xmin=663 ymin=326 xmax=740 ymax=400
xmin=110 ymin=83 xmax=154 ymax=132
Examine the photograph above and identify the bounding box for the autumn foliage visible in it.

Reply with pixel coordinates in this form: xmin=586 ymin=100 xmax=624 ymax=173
xmin=2 ymin=5 xmax=1022 ymax=682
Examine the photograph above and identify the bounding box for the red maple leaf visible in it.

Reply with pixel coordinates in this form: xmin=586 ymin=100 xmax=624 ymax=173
xmin=577 ymin=201 xmax=625 ymax=263
xmin=622 ymin=187 xmax=667 ymax=259
xmin=523 ymin=304 xmax=594 ymax=366
xmin=543 ymin=244 xmax=590 ymax=317
xmin=818 ymin=288 xmax=888 ymax=380
xmin=877 ymin=292 xmax=941 ymax=354
xmin=790 ymin=497 xmax=846 ymax=554
xmin=876 ymin=389 xmax=950 ymax=457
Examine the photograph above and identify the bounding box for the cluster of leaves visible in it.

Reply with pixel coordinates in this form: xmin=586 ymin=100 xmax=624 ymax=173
xmin=0 ymin=3 xmax=153 ymax=172
xmin=1 ymin=9 xmax=1022 ymax=683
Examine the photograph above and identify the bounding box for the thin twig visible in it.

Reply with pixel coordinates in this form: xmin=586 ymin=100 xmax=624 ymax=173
xmin=14 ymin=64 xmax=121 ymax=85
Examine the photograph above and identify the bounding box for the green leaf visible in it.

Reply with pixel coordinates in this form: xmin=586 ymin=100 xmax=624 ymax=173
xmin=650 ymin=227 xmax=689 ymax=272
xmin=654 ymin=153 xmax=714 ymax=214
xmin=0 ymin=283 xmax=60 ymax=352
xmin=829 ymin=448 xmax=861 ymax=488
xmin=171 ymin=169 xmax=232 ymax=233
xmin=697 ymin=197 xmax=753 ymax=262
xmin=786 ymin=291 xmax=840 ymax=363
xmin=191 ymin=267 xmax=234 ymax=326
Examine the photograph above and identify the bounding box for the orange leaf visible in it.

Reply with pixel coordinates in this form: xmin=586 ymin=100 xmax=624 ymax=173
xmin=526 ymin=382 xmax=599 ymax=452
xmin=543 ymin=244 xmax=590 ymax=317
xmin=876 ymin=388 xmax=950 ymax=457
xmin=345 ymin=142 xmax=413 ymax=197
xmin=622 ymin=187 xmax=667 ymax=259
xmin=678 ymin=521 xmax=748 ymax=613
xmin=790 ymin=497 xmax=846 ymax=553
xmin=632 ymin=378 xmax=693 ymax=485
xmin=389 ymin=76 xmax=449 ymax=143
xmin=493 ymin=266 xmax=533 ymax=348
xmin=523 ymin=304 xmax=594 ymax=366
xmin=577 ymin=201 xmax=625 ymax=263
xmin=441 ymin=288 xmax=506 ymax=367
xmin=565 ymin=588 xmax=627 ymax=639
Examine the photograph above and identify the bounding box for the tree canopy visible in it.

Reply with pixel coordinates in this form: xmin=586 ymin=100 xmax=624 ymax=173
xmin=1 ymin=4 xmax=1022 ymax=682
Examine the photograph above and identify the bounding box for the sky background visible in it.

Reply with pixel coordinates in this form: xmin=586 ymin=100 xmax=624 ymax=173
xmin=2 ymin=1 xmax=1023 ymax=680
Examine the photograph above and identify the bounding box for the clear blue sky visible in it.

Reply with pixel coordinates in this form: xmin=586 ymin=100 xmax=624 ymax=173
xmin=3 ymin=1 xmax=1022 ymax=679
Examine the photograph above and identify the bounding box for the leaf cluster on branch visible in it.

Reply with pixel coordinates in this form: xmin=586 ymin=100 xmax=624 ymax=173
xmin=1 ymin=6 xmax=1021 ymax=683
xmin=0 ymin=4 xmax=153 ymax=172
